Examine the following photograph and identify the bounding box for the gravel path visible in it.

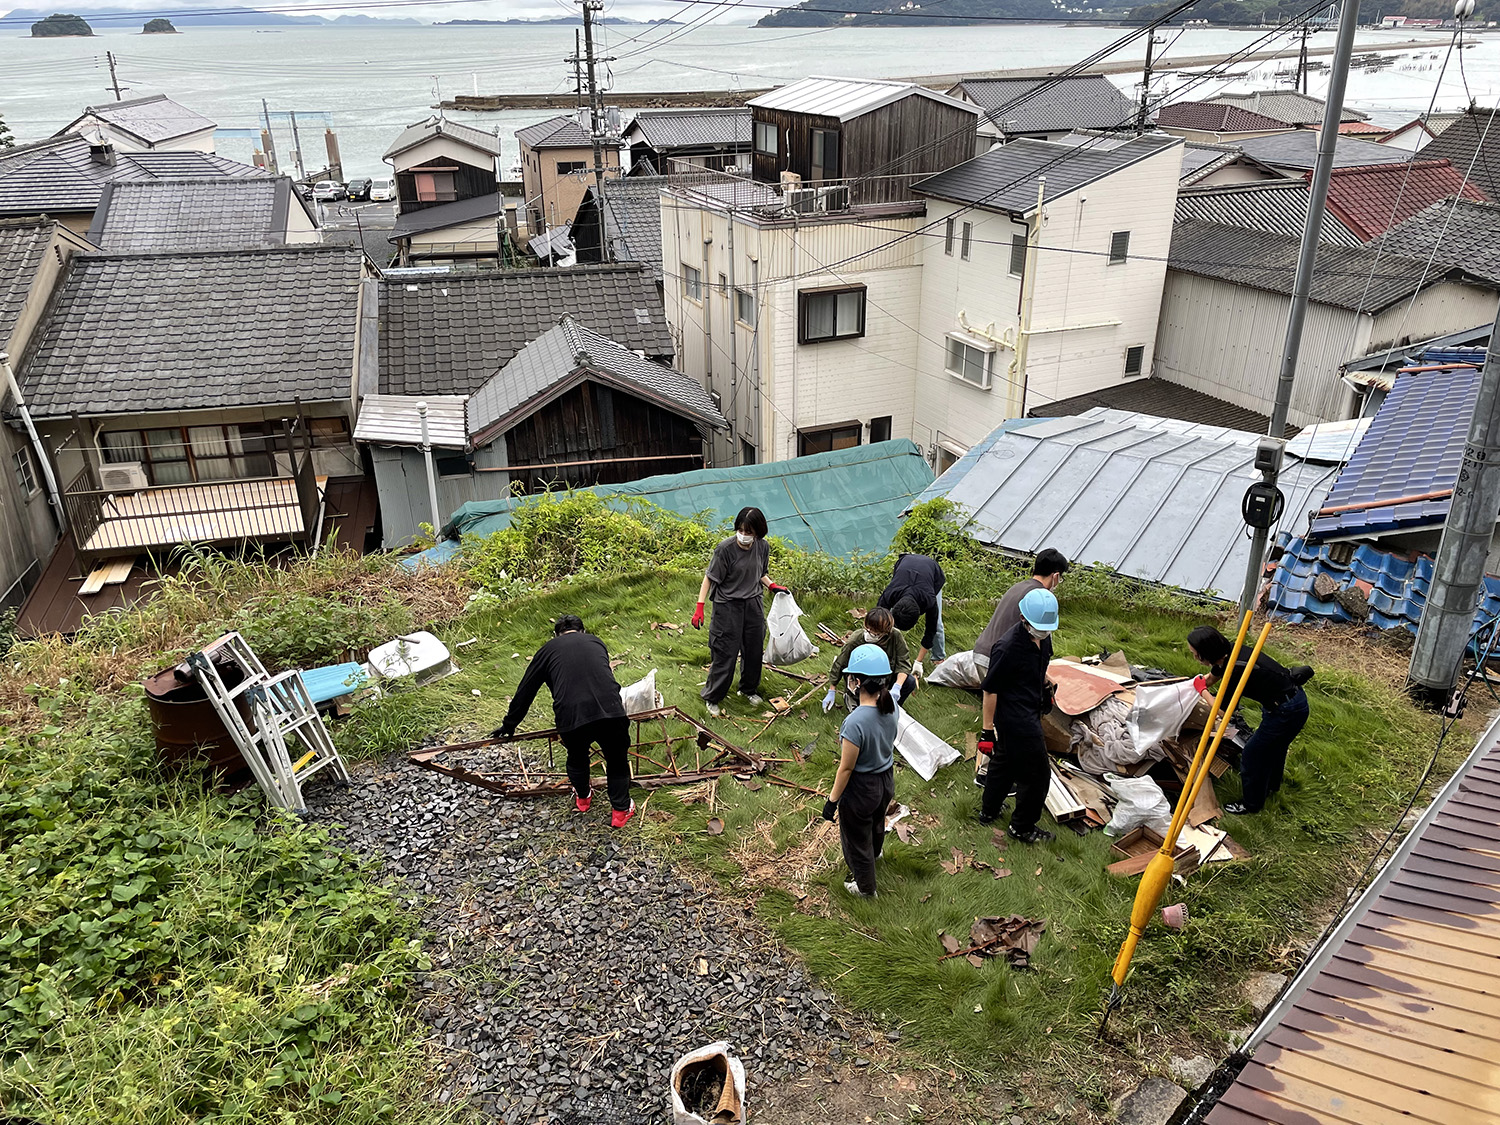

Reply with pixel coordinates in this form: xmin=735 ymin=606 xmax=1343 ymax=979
xmin=314 ymin=757 xmax=851 ymax=1124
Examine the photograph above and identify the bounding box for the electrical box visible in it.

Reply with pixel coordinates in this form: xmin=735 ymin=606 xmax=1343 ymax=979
xmin=1254 ymin=436 xmax=1283 ymax=474
xmin=1242 ymin=482 xmax=1283 ymax=529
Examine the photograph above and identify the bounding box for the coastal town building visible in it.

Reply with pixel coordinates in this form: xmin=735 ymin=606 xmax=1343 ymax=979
xmin=569 ymin=175 xmax=667 ymax=285
xmin=55 ymin=93 xmax=218 ymax=153
xmin=1175 ymin=180 xmax=1363 ymax=245
xmin=384 ymin=117 xmax=502 ymax=215
xmin=1419 ymin=105 xmax=1500 ymax=200
xmin=945 ymin=74 xmax=1139 ymax=142
xmin=622 ymin=108 xmax=751 ymax=175
xmin=87 ymin=176 xmax=321 ymax=251
xmin=1155 ymin=101 xmax=1294 ymax=145
xmin=1208 ymin=89 xmax=1371 ymax=128
xmin=515 ymin=114 xmax=623 ymax=235
xmin=388 ymin=193 xmax=506 ymax=268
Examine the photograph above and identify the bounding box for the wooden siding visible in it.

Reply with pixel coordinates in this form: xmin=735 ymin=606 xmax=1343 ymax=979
xmin=504 ymin=382 xmax=705 ymax=493
xmin=396 ymin=155 xmax=497 ymax=214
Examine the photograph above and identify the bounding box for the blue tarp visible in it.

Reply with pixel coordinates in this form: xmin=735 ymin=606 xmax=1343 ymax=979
xmin=427 ymin=440 xmax=934 ymax=560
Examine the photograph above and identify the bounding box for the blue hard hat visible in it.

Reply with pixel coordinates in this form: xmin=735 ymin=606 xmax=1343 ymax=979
xmin=1019 ymin=588 xmax=1060 ymax=632
xmin=845 ymin=643 xmax=892 ymax=676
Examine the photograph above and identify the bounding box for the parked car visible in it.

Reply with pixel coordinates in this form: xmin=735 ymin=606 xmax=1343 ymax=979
xmin=369 ymin=177 xmax=396 ymax=202
xmin=345 ymin=177 xmax=372 ymax=202
xmin=312 ymin=180 xmax=346 ymax=202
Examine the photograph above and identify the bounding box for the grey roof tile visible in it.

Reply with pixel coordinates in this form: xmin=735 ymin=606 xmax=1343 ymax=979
xmin=378 ymin=264 xmax=673 ymax=397
xmin=20 ymin=246 xmax=363 ymax=417
xmin=1235 ymin=130 xmax=1410 ymax=171
xmin=1379 ymin=197 xmax=1500 ymax=287
xmin=1175 ymin=180 xmax=1363 ymax=246
xmin=516 ymin=114 xmax=594 ymax=150
xmin=1029 ymin=376 xmax=1295 ymax=436
xmin=625 ymin=108 xmax=751 ymax=150
xmin=88 ymin=176 xmax=294 ymax=252
xmin=58 ymin=94 xmax=216 ymax=145
xmin=384 ymin=116 xmax=503 ymax=160
xmin=0 ymin=219 xmax=54 ymax=350
xmin=577 ymin=176 xmax=665 ymax=279
xmin=1209 ymin=89 xmax=1369 ymax=126
xmin=469 ymin=316 xmax=723 ymax=438
xmin=389 ymin=192 xmax=503 ymax=240
xmin=953 ymin=75 xmax=1140 ymax=133
xmin=1419 ymin=106 xmax=1500 ymax=201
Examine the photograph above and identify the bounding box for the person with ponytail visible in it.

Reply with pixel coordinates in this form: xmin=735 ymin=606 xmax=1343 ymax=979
xmin=821 ymin=643 xmax=899 ymax=898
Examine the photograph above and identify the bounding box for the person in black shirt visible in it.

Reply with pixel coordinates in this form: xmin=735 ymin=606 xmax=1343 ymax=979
xmin=1188 ymin=625 xmax=1312 ymax=815
xmin=878 ymin=553 xmax=946 ymax=666
xmin=976 ymin=588 xmax=1060 ymax=844
xmin=495 ymin=615 xmax=636 ymax=828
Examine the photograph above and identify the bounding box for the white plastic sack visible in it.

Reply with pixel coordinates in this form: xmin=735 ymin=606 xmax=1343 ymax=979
xmin=894 ymin=707 xmax=961 ymax=781
xmin=620 ymin=669 xmax=663 ymax=716
xmin=1128 ymin=679 xmax=1202 ymax=758
xmin=763 ymin=590 xmax=817 ymax=665
xmin=670 ymin=1040 xmax=746 ymax=1125
xmin=928 ymin=649 xmax=984 ymax=690
xmin=1103 ymin=773 xmax=1172 ymax=837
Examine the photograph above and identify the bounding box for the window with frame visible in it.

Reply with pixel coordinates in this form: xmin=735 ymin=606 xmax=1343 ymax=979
xmin=1109 ymin=230 xmax=1131 ymax=264
xmin=556 ymin=160 xmax=586 ymax=175
xmin=869 ymin=416 xmax=892 ymax=444
xmin=753 ymin=120 xmax=777 ymax=157
xmin=413 ymin=171 xmax=456 ymax=202
xmin=12 ymin=447 xmax=37 ymax=496
xmin=1010 ymin=233 xmax=1027 ymax=277
xmin=810 ymin=128 xmax=839 ymax=182
xmin=740 ymin=439 xmax=757 ymax=466
xmin=718 ymin=272 xmax=729 ymax=298
xmin=98 ymin=421 xmax=332 ymax=486
xmin=945 ymin=334 xmax=993 ymax=390
xmin=798 ymin=422 xmax=861 ymax=457
xmin=735 ymin=287 xmax=756 ymax=324
xmin=682 ymin=264 xmax=702 ymax=300
xmin=798 ymin=286 xmax=865 ymax=344
xmin=960 ymin=221 xmax=973 ymax=262
xmin=1124 ymin=344 xmax=1146 ymax=377
xmin=944 ymin=217 xmax=955 ymax=256
xmin=436 ymin=453 xmax=471 ymax=478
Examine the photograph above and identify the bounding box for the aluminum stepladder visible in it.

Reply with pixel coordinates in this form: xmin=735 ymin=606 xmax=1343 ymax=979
xmin=187 ymin=631 xmax=349 ymax=813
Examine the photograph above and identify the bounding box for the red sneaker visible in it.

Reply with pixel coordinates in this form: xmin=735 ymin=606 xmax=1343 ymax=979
xmin=611 ymin=800 xmax=636 ymax=829
xmin=575 ymin=794 xmax=592 ymax=813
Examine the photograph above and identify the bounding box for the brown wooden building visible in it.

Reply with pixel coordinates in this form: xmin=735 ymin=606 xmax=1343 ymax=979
xmin=746 ymin=76 xmax=982 ymax=204
xmin=383 ymin=117 xmax=502 ymax=215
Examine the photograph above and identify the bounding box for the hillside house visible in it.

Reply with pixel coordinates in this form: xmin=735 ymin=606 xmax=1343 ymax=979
xmin=1420 ymin=106 xmax=1500 ymax=201
xmin=516 ymin=114 xmax=623 ymax=235
xmin=570 ymin=175 xmax=666 ymax=284
xmin=388 ymin=193 xmax=507 ymax=268
xmin=384 ymin=117 xmax=501 ymax=216
xmin=1208 ymin=89 xmax=1370 ymax=128
xmin=55 ymin=94 xmax=217 ymax=153
xmin=946 ymin=75 xmax=1139 ymax=142
xmin=623 ymin=108 xmax=751 ymax=175
xmin=87 ymin=176 xmax=320 ymax=251
xmin=1155 ymin=101 xmax=1294 ymax=145
xmin=909 ymin=133 xmax=1185 ymax=468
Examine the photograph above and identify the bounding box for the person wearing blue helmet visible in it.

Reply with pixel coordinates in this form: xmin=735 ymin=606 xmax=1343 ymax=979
xmin=976 ymin=587 xmax=1059 ymax=844
xmin=821 ymin=643 xmax=899 ymax=897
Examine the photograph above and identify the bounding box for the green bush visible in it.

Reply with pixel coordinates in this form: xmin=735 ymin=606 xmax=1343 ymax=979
xmin=237 ymin=592 xmax=411 ymax=670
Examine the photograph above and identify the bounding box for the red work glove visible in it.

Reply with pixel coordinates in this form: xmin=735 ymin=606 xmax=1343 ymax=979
xmin=768 ymin=583 xmax=790 ymax=595
xmin=692 ymin=602 xmax=705 ymax=629
xmin=977 ymin=728 xmax=995 ymax=756
xmin=1193 ymin=674 xmax=1207 ymax=694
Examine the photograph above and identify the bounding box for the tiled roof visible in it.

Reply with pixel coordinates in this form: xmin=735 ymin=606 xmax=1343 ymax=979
xmin=1157 ymin=100 xmax=1291 ymax=134
xmin=0 ymin=134 xmax=269 ymax=217
xmin=378 ymin=264 xmax=673 ymax=397
xmin=748 ymin=76 xmax=978 ymax=124
xmin=913 ymin=133 xmax=1181 ymax=214
xmin=20 ymin=247 xmax=364 ymax=418
xmin=1323 ymin=159 xmax=1488 ymax=241
xmin=1176 ymin=180 xmax=1363 ymax=246
xmin=1179 ymin=141 xmax=1242 ymax=185
xmin=58 ymin=93 xmax=216 ymax=145
xmin=1380 ymin=197 xmax=1500 ymax=287
xmin=1028 ymin=376 xmax=1295 ymax=436
xmin=596 ymin=175 xmax=665 ymax=279
xmin=1306 ymin=367 xmax=1481 ymax=540
xmin=469 ymin=316 xmax=724 ymax=441
xmin=625 ymin=108 xmax=751 ymax=151
xmin=1236 ymin=130 xmax=1411 ymax=172
xmin=388 ymin=192 xmax=503 ymax=240
xmin=383 ymin=116 xmax=504 ymax=160
xmin=949 ymin=75 xmax=1137 ymax=133
xmin=0 ymin=219 xmax=54 ymax=352
xmin=1167 ymin=219 xmax=1491 ymax=312
xmin=1418 ymin=106 xmax=1500 ymax=201
xmin=516 ymin=114 xmax=593 ymax=150
xmin=1209 ymin=89 xmax=1369 ymax=125
xmin=87 ymin=176 xmax=298 ymax=252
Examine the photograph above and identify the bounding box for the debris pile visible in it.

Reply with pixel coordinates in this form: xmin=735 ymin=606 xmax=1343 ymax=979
xmin=939 ymin=916 xmax=1047 ymax=969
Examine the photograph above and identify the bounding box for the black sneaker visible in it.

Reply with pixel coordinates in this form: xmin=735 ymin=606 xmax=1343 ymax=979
xmin=1007 ymin=825 xmax=1055 ymax=845
xmin=976 ymin=810 xmax=999 ymax=825
xmin=1223 ymin=802 xmax=1257 ymax=815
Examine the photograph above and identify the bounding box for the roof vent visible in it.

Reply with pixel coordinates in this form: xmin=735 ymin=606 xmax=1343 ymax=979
xmin=89 ymin=141 xmax=116 ymax=168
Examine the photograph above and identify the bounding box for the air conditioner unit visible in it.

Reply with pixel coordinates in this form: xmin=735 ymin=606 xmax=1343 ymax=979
xmin=99 ymin=462 xmax=149 ymax=493
xmin=783 ymin=186 xmax=818 ymax=215
xmin=817 ymin=184 xmax=851 ymax=212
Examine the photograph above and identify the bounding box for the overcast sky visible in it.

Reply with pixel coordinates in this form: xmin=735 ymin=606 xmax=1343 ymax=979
xmin=0 ymin=0 xmax=760 ymax=21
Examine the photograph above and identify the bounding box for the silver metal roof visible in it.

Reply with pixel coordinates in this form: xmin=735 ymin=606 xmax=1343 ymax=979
xmin=354 ymin=394 xmax=469 ymax=449
xmin=748 ymin=76 xmax=978 ymax=123
xmin=932 ymin=408 xmax=1339 ymax=599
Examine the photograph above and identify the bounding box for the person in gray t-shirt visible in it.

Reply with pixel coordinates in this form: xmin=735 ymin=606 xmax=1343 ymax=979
xmin=692 ymin=506 xmax=787 ymax=717
xmin=821 ymin=643 xmax=899 ymax=897
xmin=974 ymin=548 xmax=1070 ymax=673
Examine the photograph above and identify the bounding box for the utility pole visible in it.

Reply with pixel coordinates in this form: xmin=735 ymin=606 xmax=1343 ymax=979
xmin=578 ymin=0 xmax=614 ymax=259
xmin=572 ymin=30 xmax=584 ymax=113
xmin=105 ymin=51 xmax=125 ymax=100
xmin=288 ymin=109 xmax=306 ymax=182
xmin=1136 ymin=34 xmax=1164 ymax=133
xmin=1236 ymin=0 xmax=1361 ymax=617
xmin=1295 ymin=23 xmax=1312 ymax=93
xmin=261 ymin=99 xmax=279 ymax=175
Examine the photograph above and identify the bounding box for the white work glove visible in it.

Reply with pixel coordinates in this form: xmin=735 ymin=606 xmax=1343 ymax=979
xmin=913 ymin=661 xmax=924 ymax=680
xmin=822 ymin=688 xmax=836 ymax=713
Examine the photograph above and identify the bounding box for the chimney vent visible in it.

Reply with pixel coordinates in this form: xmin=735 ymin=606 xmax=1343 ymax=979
xmin=89 ymin=142 xmax=116 ymax=168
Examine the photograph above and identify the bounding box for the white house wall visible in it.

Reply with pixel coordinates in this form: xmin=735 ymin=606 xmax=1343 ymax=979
xmin=391 ymin=134 xmax=497 ymax=176
xmin=1367 ymin=281 xmax=1498 ymax=354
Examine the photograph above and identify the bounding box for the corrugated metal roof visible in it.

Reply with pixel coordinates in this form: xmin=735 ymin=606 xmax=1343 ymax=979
xmin=1342 ymin=323 xmax=1492 ymax=380
xmin=1175 ymin=181 xmax=1364 ymax=246
xmin=353 ymin=394 xmax=469 ymax=449
xmin=1308 ymin=369 xmax=1479 ymax=540
xmin=748 ymin=76 xmax=979 ymax=123
xmin=625 ymin=108 xmax=751 ymax=150
xmin=927 ymin=407 xmax=1338 ymax=598
xmin=1283 ymin=416 xmax=1372 ymax=464
xmin=1204 ymin=707 xmax=1500 ymax=1125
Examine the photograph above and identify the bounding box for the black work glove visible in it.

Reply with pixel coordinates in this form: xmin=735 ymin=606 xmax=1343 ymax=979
xmin=821 ymin=799 xmax=838 ymax=822
xmin=492 ymin=721 xmax=516 ymax=741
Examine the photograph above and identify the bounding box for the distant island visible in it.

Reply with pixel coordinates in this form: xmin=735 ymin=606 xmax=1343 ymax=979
xmin=9 ymin=5 xmax=420 ymax=26
xmin=756 ymin=0 xmax=1495 ymax=24
xmin=439 ymin=15 xmax=683 ymax=24
xmin=30 ymin=11 xmax=93 ymax=35
xmin=142 ymin=17 xmax=177 ymax=32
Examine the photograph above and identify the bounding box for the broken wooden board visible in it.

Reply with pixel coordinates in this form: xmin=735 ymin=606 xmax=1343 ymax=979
xmin=78 ymin=556 xmax=134 ymax=596
xmin=1106 ymin=826 xmax=1199 ymax=877
xmin=1048 ymin=660 xmax=1131 ymax=717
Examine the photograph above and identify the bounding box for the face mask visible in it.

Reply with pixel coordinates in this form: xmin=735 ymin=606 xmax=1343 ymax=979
xmin=1027 ymin=625 xmax=1047 ymax=641
xmin=865 ymin=630 xmax=886 ymax=644
xmin=736 ymin=531 xmax=754 ymax=547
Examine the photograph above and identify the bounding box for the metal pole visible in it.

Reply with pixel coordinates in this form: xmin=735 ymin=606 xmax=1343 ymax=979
xmin=1236 ymin=0 xmax=1361 ymax=617
xmin=261 ymin=99 xmax=279 ymax=175
xmin=1409 ymin=307 xmax=1500 ymax=701
xmin=417 ymin=401 xmax=442 ymax=535
xmin=726 ymin=207 xmax=739 ymax=457
xmin=1136 ymin=35 xmax=1160 ymax=134
xmin=288 ymin=110 xmax=306 ymax=182
xmin=0 ymin=352 xmax=65 ymax=534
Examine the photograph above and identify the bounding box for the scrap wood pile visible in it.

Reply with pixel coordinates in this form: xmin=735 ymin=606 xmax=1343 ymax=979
xmin=938 ymin=915 xmax=1047 ymax=969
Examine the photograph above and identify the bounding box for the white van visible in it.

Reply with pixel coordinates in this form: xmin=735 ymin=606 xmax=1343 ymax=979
xmin=369 ymin=177 xmax=396 ymax=202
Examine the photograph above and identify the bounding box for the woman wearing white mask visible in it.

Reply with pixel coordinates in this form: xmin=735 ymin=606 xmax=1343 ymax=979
xmin=692 ymin=506 xmax=788 ymax=718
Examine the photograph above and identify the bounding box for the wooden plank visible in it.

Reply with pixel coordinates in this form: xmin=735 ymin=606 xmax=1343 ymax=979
xmin=100 ymin=558 xmax=135 ymax=586
xmin=77 ymin=565 xmax=110 ymax=597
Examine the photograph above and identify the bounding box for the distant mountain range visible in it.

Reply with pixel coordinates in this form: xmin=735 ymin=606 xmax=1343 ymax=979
xmin=4 ymin=5 xmax=422 ymax=26
xmin=438 ymin=15 xmax=683 ymax=23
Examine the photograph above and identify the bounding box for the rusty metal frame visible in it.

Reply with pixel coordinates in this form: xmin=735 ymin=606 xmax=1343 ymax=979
xmin=407 ymin=706 xmax=767 ymax=797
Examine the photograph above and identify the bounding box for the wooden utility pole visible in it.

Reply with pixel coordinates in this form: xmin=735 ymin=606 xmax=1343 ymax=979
xmin=105 ymin=51 xmax=125 ymax=100
xmin=261 ymin=99 xmax=279 ymax=174
xmin=1295 ymin=23 xmax=1313 ymax=93
xmin=1136 ymin=34 xmax=1164 ymax=133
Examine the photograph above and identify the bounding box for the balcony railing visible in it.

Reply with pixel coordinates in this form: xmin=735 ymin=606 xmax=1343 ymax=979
xmin=663 ymin=160 xmax=926 ymax=218
xmin=65 ymin=453 xmax=322 ymax=567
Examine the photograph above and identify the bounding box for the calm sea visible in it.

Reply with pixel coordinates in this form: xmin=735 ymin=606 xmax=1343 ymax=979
xmin=2 ymin=21 xmax=1497 ymax=177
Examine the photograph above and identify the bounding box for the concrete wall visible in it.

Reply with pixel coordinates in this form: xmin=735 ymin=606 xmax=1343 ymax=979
xmin=370 ymin=441 xmax=507 ymax=547
xmin=521 ymin=143 xmax=621 ymax=233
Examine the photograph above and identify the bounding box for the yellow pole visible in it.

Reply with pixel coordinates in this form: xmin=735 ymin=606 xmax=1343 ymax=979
xmin=1108 ymin=614 xmax=1272 ymax=991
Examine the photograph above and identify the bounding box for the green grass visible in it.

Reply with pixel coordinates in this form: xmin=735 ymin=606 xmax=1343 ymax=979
xmin=349 ymin=567 xmax=1461 ymax=1109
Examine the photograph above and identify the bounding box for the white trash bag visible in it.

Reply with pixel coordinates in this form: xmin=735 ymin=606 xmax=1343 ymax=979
xmin=894 ymin=707 xmax=961 ymax=781
xmin=927 ymin=649 xmax=984 ymax=690
xmin=670 ymin=1040 xmax=746 ymax=1125
xmin=1103 ymin=772 xmax=1173 ymax=837
xmin=1128 ymin=679 xmax=1202 ymax=758
xmin=620 ymin=669 xmax=663 ymax=716
xmin=763 ymin=590 xmax=818 ymax=665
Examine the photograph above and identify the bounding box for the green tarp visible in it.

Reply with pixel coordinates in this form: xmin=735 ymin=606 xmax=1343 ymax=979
xmin=443 ymin=440 xmax=934 ymax=558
